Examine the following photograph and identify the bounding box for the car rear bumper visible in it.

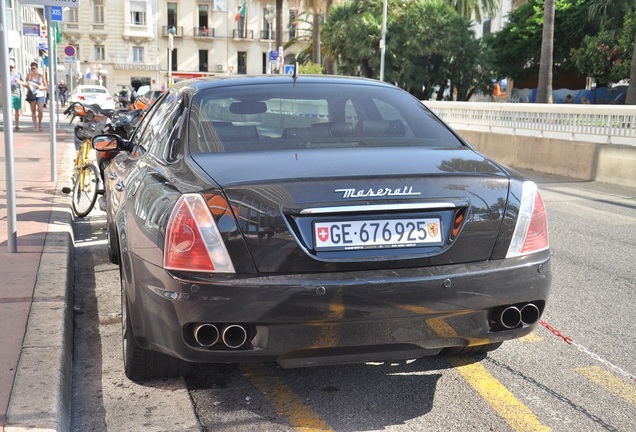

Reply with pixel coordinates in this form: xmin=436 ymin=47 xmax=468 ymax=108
xmin=122 ymin=250 xmax=551 ymax=366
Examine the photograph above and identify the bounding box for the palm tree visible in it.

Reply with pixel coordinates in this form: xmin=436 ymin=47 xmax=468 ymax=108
xmin=451 ymin=0 xmax=499 ymax=22
xmin=536 ymin=0 xmax=555 ymax=103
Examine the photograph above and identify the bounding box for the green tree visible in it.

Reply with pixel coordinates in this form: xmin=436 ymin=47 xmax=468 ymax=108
xmin=583 ymin=0 xmax=636 ymax=103
xmin=323 ymin=0 xmax=486 ymax=101
xmin=485 ymin=0 xmax=596 ymax=84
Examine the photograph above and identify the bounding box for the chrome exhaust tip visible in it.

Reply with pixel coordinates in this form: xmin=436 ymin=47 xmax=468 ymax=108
xmin=222 ymin=324 xmax=248 ymax=349
xmin=520 ymin=303 xmax=540 ymax=325
xmin=193 ymin=323 xmax=220 ymax=347
xmin=498 ymin=306 xmax=522 ymax=329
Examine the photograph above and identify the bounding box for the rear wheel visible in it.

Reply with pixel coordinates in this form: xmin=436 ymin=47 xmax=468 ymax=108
xmin=72 ymin=164 xmax=99 ymax=217
xmin=442 ymin=342 xmax=503 ymax=356
xmin=121 ymin=263 xmax=191 ymax=381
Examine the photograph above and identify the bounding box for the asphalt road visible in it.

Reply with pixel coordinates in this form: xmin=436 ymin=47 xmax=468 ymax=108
xmin=70 ymin=172 xmax=636 ymax=432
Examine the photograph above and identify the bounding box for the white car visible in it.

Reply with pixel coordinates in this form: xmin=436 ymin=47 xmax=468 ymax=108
xmin=69 ymin=85 xmax=116 ymax=110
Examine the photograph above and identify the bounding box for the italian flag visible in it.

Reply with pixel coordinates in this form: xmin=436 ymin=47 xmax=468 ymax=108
xmin=234 ymin=2 xmax=246 ymax=22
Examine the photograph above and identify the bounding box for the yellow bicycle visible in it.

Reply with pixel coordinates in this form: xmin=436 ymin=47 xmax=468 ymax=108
xmin=70 ymin=137 xmax=100 ymax=217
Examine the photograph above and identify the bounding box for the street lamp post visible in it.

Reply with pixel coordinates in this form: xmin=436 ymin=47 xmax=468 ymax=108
xmin=265 ymin=4 xmax=275 ymax=75
xmin=168 ymin=26 xmax=176 ymax=86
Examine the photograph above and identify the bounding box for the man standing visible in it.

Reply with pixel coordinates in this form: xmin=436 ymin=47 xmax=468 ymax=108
xmin=9 ymin=60 xmax=24 ymax=131
xmin=58 ymin=80 xmax=68 ymax=107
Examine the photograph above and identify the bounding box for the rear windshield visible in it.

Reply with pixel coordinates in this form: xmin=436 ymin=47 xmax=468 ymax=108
xmin=81 ymin=88 xmax=107 ymax=94
xmin=188 ymin=82 xmax=462 ymax=154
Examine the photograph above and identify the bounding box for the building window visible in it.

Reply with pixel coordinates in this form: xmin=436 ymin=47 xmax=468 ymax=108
xmin=237 ymin=51 xmax=246 ymax=74
xmin=133 ymin=46 xmax=144 ymax=63
xmin=93 ymin=0 xmax=104 ymax=24
xmin=289 ymin=9 xmax=297 ymax=39
xmin=171 ymin=49 xmax=177 ymax=71
xmin=198 ymin=4 xmax=208 ymax=28
xmin=168 ymin=3 xmax=177 ymax=27
xmin=482 ymin=18 xmax=491 ymax=37
xmin=130 ymin=1 xmax=146 ymax=25
xmin=199 ymin=50 xmax=208 ymax=72
xmin=66 ymin=8 xmax=79 ymax=23
xmin=263 ymin=8 xmax=273 ymax=40
xmin=95 ymin=45 xmax=105 ymax=61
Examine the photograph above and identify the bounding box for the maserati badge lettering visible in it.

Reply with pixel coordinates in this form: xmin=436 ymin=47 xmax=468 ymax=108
xmin=335 ymin=186 xmax=421 ymax=199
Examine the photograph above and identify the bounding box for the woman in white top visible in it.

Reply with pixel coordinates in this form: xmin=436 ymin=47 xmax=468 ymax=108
xmin=24 ymin=62 xmax=48 ymax=131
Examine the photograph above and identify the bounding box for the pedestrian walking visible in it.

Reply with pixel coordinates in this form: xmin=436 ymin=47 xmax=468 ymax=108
xmin=23 ymin=62 xmax=47 ymax=132
xmin=9 ymin=60 xmax=25 ymax=131
xmin=58 ymin=80 xmax=68 ymax=107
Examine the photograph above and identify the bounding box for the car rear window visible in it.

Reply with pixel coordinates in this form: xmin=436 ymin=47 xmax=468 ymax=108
xmin=82 ymin=88 xmax=107 ymax=94
xmin=188 ymin=82 xmax=462 ymax=154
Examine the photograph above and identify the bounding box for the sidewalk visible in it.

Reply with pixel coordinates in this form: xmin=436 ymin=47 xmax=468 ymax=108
xmin=0 ymin=108 xmax=75 ymax=431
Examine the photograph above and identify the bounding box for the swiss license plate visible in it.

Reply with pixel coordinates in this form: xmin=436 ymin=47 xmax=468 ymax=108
xmin=314 ymin=218 xmax=443 ymax=251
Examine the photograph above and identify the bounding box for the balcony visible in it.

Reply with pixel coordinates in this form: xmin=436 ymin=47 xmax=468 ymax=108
xmin=233 ymin=29 xmax=253 ymax=40
xmin=193 ymin=26 xmax=215 ymax=38
xmin=162 ymin=26 xmax=184 ymax=37
xmin=259 ymin=30 xmax=277 ymax=41
xmin=123 ymin=23 xmax=154 ymax=42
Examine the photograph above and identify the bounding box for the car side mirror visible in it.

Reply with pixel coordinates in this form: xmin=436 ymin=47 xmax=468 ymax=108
xmin=92 ymin=134 xmax=124 ymax=151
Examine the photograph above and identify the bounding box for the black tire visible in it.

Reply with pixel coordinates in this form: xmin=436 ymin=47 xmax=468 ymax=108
xmin=72 ymin=164 xmax=99 ymax=217
xmin=442 ymin=342 xmax=503 ymax=356
xmin=121 ymin=264 xmax=191 ymax=381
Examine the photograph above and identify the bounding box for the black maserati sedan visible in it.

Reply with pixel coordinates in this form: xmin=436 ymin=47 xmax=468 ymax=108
xmin=93 ymin=75 xmax=551 ymax=381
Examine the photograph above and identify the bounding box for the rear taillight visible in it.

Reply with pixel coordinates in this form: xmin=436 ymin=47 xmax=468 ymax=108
xmin=506 ymin=181 xmax=549 ymax=258
xmin=163 ymin=193 xmax=235 ymax=273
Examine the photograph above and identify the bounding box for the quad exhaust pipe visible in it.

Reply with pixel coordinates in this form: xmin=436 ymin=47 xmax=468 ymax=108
xmin=192 ymin=323 xmax=248 ymax=349
xmin=494 ymin=303 xmax=541 ymax=329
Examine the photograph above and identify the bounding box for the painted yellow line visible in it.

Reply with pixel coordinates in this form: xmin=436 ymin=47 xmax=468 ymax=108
xmin=519 ymin=332 xmax=544 ymax=343
xmin=242 ymin=363 xmax=334 ymax=432
xmin=451 ymin=357 xmax=551 ymax=432
xmin=575 ymin=366 xmax=636 ymax=405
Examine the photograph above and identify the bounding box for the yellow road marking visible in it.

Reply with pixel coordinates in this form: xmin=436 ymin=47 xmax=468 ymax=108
xmin=451 ymin=357 xmax=551 ymax=432
xmin=575 ymin=366 xmax=636 ymax=405
xmin=520 ymin=332 xmax=544 ymax=343
xmin=242 ymin=363 xmax=334 ymax=432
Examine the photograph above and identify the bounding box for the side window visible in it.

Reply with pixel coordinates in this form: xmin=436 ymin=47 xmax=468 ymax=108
xmin=373 ymin=99 xmax=402 ymax=121
xmin=136 ymin=91 xmax=178 ymax=156
xmin=129 ymin=96 xmax=165 ymax=155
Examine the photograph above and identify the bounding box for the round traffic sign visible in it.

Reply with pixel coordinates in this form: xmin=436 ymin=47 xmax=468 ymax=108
xmin=64 ymin=45 xmax=76 ymax=57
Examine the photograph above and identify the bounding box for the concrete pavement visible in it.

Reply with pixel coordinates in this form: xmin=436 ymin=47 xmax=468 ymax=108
xmin=1 ymin=108 xmax=75 ymax=431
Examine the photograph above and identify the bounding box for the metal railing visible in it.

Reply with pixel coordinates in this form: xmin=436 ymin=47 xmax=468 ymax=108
xmin=193 ymin=27 xmax=214 ymax=37
xmin=424 ymin=101 xmax=636 ymax=146
xmin=233 ymin=29 xmax=254 ymax=39
xmin=162 ymin=26 xmax=184 ymax=37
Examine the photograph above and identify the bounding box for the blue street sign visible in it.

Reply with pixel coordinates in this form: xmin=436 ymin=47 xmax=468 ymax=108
xmin=269 ymin=50 xmax=279 ymax=62
xmin=284 ymin=65 xmax=296 ymax=75
xmin=50 ymin=6 xmax=63 ymax=21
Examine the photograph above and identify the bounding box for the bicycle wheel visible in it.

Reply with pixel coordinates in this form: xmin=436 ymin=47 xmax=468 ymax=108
xmin=72 ymin=164 xmax=99 ymax=217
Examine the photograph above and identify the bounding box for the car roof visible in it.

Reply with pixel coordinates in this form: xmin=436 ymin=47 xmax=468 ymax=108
xmin=171 ymin=75 xmax=396 ymax=93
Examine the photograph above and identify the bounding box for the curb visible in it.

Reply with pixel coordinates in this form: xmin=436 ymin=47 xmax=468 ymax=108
xmin=5 ymin=136 xmax=75 ymax=432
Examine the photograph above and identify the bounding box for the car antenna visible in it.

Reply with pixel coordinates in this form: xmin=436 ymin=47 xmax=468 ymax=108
xmin=293 ymin=61 xmax=298 ymax=82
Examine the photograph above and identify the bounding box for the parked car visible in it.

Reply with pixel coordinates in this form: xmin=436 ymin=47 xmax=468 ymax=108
xmin=93 ymin=75 xmax=551 ymax=381
xmin=68 ymin=84 xmax=116 ymax=110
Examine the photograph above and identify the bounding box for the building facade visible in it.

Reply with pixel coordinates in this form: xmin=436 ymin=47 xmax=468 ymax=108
xmin=58 ymin=0 xmax=308 ymax=95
